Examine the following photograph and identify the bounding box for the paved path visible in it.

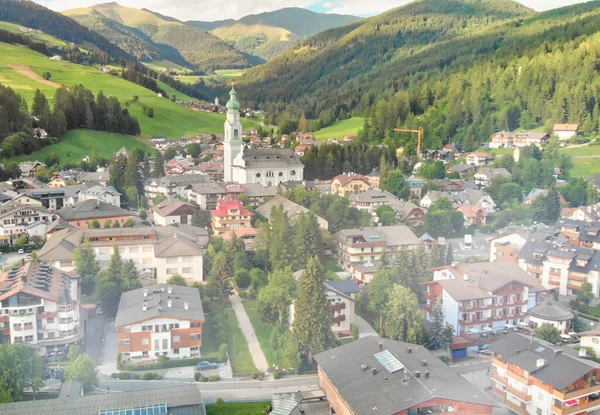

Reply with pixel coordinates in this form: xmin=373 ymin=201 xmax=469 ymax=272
xmin=354 ymin=315 xmax=378 ymax=338
xmin=229 ymin=294 xmax=269 ymax=372
xmin=98 ymin=320 xmax=118 ymax=376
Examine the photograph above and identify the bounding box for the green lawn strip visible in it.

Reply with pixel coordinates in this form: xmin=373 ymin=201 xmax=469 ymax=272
xmin=8 ymin=129 xmax=150 ymax=163
xmin=324 ymin=257 xmax=343 ymax=273
xmin=560 ymin=145 xmax=600 ymax=157
xmin=313 ymin=117 xmax=365 ymax=140
xmin=218 ymin=306 xmax=257 ymax=373
xmin=206 ymin=401 xmax=270 ymax=415
xmin=564 ymin=157 xmax=600 ymax=179
xmin=339 ymin=338 xmax=355 ymax=345
xmin=243 ymin=300 xmax=292 ymax=370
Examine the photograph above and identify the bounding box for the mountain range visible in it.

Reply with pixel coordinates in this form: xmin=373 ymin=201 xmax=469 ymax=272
xmin=62 ymin=2 xmax=360 ymax=70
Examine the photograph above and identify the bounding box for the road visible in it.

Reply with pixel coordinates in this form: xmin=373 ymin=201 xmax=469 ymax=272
xmin=84 ymin=315 xmax=106 ymax=364
xmin=449 ymin=356 xmax=492 ymax=375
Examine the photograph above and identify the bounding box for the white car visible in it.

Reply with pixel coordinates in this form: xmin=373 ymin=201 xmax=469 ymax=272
xmin=17 ymin=249 xmax=24 ymax=254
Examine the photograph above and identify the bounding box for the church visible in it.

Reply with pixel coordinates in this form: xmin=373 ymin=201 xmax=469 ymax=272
xmin=223 ymin=86 xmax=304 ymax=186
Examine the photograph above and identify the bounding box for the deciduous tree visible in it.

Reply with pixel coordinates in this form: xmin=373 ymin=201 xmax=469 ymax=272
xmin=384 ymin=285 xmax=422 ymax=343
xmin=65 ymin=355 xmax=98 ymax=392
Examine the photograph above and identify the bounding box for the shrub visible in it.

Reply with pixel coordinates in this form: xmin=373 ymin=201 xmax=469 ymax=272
xmin=208 ymin=375 xmax=220 ymax=382
xmin=194 ymin=372 xmax=202 ymax=381
xmin=131 ymin=373 xmax=140 ymax=380
xmin=110 ymin=373 xmax=118 ymax=379
xmin=158 ymin=356 xmax=168 ymax=365
xmin=140 ymin=372 xmax=154 ymax=380
xmin=144 ymin=106 xmax=154 ymax=118
xmin=42 ymin=72 xmax=51 ymax=80
xmin=351 ymin=324 xmax=359 ymax=340
xmin=273 ymin=371 xmax=281 ymax=380
xmin=216 ymin=398 xmax=225 ymax=405
xmin=219 ymin=343 xmax=228 ymax=362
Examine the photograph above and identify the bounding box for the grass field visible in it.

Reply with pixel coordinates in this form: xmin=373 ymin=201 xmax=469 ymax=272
xmin=0 ymin=42 xmax=259 ymax=139
xmin=486 ymin=147 xmax=514 ymax=157
xmin=198 ymin=68 xmax=248 ymax=86
xmin=156 ymin=80 xmax=196 ymax=102
xmin=174 ymin=75 xmax=203 ymax=85
xmin=313 ymin=117 xmax=365 ymax=140
xmin=9 ymin=130 xmax=150 ymax=163
xmin=0 ymin=22 xmax=68 ymax=47
xmin=564 ymin=157 xmax=600 ymax=179
xmin=243 ymin=300 xmax=292 ymax=370
xmin=324 ymin=257 xmax=343 ymax=273
xmin=206 ymin=402 xmax=270 ymax=415
xmin=143 ymin=59 xmax=188 ymax=73
xmin=559 ymin=145 xmax=600 ymax=157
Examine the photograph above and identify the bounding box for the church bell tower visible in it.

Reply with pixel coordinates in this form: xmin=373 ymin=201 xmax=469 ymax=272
xmin=224 ymin=85 xmax=243 ymax=182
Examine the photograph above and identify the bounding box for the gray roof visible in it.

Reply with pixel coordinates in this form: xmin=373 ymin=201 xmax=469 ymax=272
xmin=326 ymin=280 xmax=360 ymax=295
xmin=115 ymin=284 xmax=204 ymax=327
xmin=315 ymin=336 xmax=495 ymax=415
xmin=518 ymin=239 xmax=600 ymax=274
xmin=388 ymin=200 xmax=421 ymax=221
xmin=335 ymin=225 xmax=421 ymax=247
xmin=146 ymin=174 xmax=209 ymax=188
xmin=186 ymin=182 xmax=227 ymax=194
xmin=241 ymin=183 xmax=278 ymax=198
xmin=489 ymin=333 xmax=597 ymax=391
xmin=0 ymin=385 xmax=205 ymax=415
xmin=524 ymin=188 xmax=548 ymax=203
xmin=55 ymin=199 xmax=130 ymax=221
xmin=352 ymin=259 xmax=382 ymax=273
xmin=448 ymin=163 xmax=474 ymax=173
xmin=80 ymin=185 xmax=121 ymax=197
xmin=271 ymin=392 xmax=303 ymax=415
xmin=476 ymin=168 xmax=512 ymax=179
xmin=528 ymin=301 xmax=574 ymax=321
xmin=349 ymin=189 xmax=398 ymax=204
xmin=257 ymin=196 xmax=326 ymax=224
xmin=238 ymin=147 xmax=304 ymax=168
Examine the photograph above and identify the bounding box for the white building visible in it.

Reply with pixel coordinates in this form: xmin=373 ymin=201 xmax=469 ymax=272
xmin=223 ymin=87 xmax=304 ymax=185
xmin=0 ymin=262 xmax=82 ymax=354
xmin=553 ymin=123 xmax=579 ymax=140
xmin=78 ymin=185 xmax=122 ymax=207
xmin=527 ymin=300 xmax=573 ymax=334
xmin=145 ymin=175 xmax=208 ymax=200
xmin=0 ymin=202 xmax=52 ymax=246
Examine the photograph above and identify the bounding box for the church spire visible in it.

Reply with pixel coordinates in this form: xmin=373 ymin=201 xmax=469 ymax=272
xmin=226 ymin=83 xmax=240 ymax=112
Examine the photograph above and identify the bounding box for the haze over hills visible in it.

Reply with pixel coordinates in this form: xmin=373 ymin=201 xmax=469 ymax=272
xmin=63 ymin=2 xmax=251 ymax=72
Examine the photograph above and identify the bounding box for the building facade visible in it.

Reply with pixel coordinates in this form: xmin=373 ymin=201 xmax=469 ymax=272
xmin=211 ymin=197 xmax=253 ymax=234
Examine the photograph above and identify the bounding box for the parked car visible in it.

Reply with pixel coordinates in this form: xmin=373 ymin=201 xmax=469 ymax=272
xmin=196 ymin=361 xmax=218 ymax=370
xmin=17 ymin=249 xmax=24 ymax=254
xmin=97 ymin=306 xmax=104 ymax=315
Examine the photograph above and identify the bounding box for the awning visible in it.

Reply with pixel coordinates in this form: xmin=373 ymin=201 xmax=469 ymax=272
xmin=565 ymin=399 xmax=579 ymax=408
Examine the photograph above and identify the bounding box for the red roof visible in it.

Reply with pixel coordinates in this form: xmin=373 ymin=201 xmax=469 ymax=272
xmin=211 ymin=200 xmax=253 ymax=217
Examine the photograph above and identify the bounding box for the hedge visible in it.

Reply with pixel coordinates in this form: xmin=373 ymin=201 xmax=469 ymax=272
xmin=117 ymin=353 xmax=225 ymax=372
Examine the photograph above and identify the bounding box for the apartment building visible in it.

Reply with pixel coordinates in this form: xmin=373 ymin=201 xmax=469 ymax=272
xmin=37 ymin=226 xmax=209 ymax=283
xmin=186 ymin=183 xmax=227 ymax=210
xmin=557 ymin=219 xmax=600 ymax=249
xmin=0 ymin=202 xmax=52 ymax=246
xmin=78 ymin=185 xmax=121 ymax=207
xmin=115 ymin=284 xmax=204 ymax=361
xmin=152 ymin=199 xmax=197 ymax=226
xmin=489 ymin=333 xmax=600 ymax=415
xmin=331 ymin=173 xmax=370 ymax=196
xmin=55 ymin=199 xmax=132 ymax=229
xmin=0 ymin=262 xmax=81 ymax=354
xmin=334 ymin=225 xmax=421 ymax=272
xmin=348 ymin=189 xmax=399 ymax=218
xmin=424 ymin=262 xmax=545 ymax=337
xmin=211 ymin=197 xmax=254 ymax=234
xmin=145 ymin=174 xmax=208 ymax=200
xmin=518 ymin=239 xmax=600 ymax=296
xmin=489 ymin=225 xmax=557 ymax=263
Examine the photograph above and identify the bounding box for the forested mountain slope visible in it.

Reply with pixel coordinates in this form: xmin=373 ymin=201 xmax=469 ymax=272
xmin=64 ymin=2 xmax=251 ymax=71
xmin=238 ymin=0 xmax=600 ymax=153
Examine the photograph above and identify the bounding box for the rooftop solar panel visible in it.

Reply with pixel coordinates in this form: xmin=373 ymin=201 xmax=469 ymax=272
xmin=374 ymin=349 xmax=404 ymax=374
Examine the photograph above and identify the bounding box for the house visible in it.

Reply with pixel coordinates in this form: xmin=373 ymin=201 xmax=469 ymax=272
xmin=348 ymin=189 xmax=399 ymax=218
xmin=518 ymin=238 xmax=600 ymax=296
xmin=556 ymin=218 xmax=600 ymax=249
xmin=421 ymin=189 xmax=497 ymax=213
xmin=324 ymin=280 xmax=359 ymax=336
xmin=455 ymin=205 xmax=487 ymax=227
xmin=18 ymin=161 xmax=46 ymax=178
xmin=145 ymin=174 xmax=208 ymax=200
xmin=446 ymin=163 xmax=475 ymax=176
xmin=294 ymin=144 xmax=310 ymax=157
xmin=351 ymin=259 xmax=382 ymax=284
xmin=528 ymin=299 xmax=573 ymax=334
xmin=331 ymin=173 xmax=370 ymax=196
xmin=489 ymin=332 xmax=600 ymax=415
xmin=489 ymin=131 xmax=514 ymax=148
xmin=38 ymin=226 xmax=208 ymax=283
xmin=0 ymin=262 xmax=82 ymax=354
xmin=466 ymin=152 xmax=494 ymax=166
xmin=561 ymin=206 xmax=600 ymax=222
xmin=334 ymin=225 xmax=421 ymax=271
xmin=388 ymin=200 xmax=425 ymax=227
xmin=211 ymin=197 xmax=253 ymax=234
xmin=315 ymin=336 xmax=495 ymax=415
xmin=424 ymin=262 xmax=545 ymax=338
xmin=554 ymin=123 xmax=579 ymax=140
xmin=33 ymin=127 xmax=48 ymax=139
xmin=220 ymin=227 xmax=258 ymax=250
xmin=153 ymin=199 xmax=197 ymax=226
xmin=490 ymin=233 xmax=530 ymax=263
xmin=239 ymin=183 xmax=278 ymax=207
xmin=421 ymin=149 xmax=453 ymax=162
xmin=366 ymin=169 xmax=380 ymax=189
xmin=406 ymin=176 xmax=426 ymax=199
xmin=524 ymin=188 xmax=549 ymax=205
xmin=0 ymin=202 xmax=52 ymax=246
xmin=434 ymin=178 xmax=479 ymax=193
xmin=0 ymin=384 xmax=206 ymax=415
xmin=24 ymin=187 xmax=70 ymax=211
xmin=474 ymin=168 xmax=512 ymax=187
xmin=186 ymin=183 xmax=227 ymax=210
xmin=47 ymin=177 xmax=66 ymax=188
xmin=55 ymin=199 xmax=132 ymax=229
xmin=114 ymin=146 xmax=133 ymax=160
xmin=579 ymin=326 xmax=600 ymax=357
xmin=115 ymin=284 xmax=204 ymax=360
xmin=490 ymin=131 xmax=550 ymax=148
xmin=256 ymin=196 xmax=328 ymax=231
xmin=78 ymin=185 xmax=121 ymax=207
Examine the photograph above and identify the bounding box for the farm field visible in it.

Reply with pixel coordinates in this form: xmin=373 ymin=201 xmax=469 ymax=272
xmin=156 ymin=80 xmax=196 ymax=102
xmin=313 ymin=117 xmax=365 ymax=140
xmin=143 ymin=59 xmax=188 ymax=73
xmin=0 ymin=42 xmax=259 ymax=138
xmin=9 ymin=130 xmax=150 ymax=163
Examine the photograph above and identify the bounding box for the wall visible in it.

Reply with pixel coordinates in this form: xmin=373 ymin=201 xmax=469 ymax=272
xmin=155 ymin=255 xmax=204 ymax=283
xmin=68 ymin=215 xmax=132 ymax=230
xmin=581 ymin=335 xmax=600 ymax=357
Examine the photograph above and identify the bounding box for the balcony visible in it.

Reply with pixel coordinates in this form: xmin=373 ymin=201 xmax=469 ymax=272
xmin=425 ymin=292 xmax=438 ymax=302
xmin=459 ymin=300 xmax=527 ymax=313
xmin=506 ymin=385 xmax=532 ymax=402
xmin=505 ymin=399 xmax=527 ymax=415
xmin=550 ymin=270 xmax=562 ymax=277
xmin=491 ymin=384 xmax=506 ymax=398
xmin=332 ymin=315 xmax=346 ymax=324
xmin=507 ymin=370 xmax=531 ymax=386
xmin=331 ymin=303 xmax=346 ymax=312
xmin=549 ymin=280 xmax=561 ymax=286
xmin=527 ymin=266 xmax=542 ymax=274
xmin=553 ymin=383 xmax=600 ymax=401
xmin=551 ymin=399 xmax=600 ymax=415
xmin=492 ymin=371 xmax=507 ymax=385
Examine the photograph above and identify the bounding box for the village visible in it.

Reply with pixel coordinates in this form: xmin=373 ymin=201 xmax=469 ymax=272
xmin=2 ymin=87 xmax=600 ymax=415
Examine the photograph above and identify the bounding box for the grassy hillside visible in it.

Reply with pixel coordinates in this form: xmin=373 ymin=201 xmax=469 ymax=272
xmin=0 ymin=42 xmax=259 ymax=138
xmin=0 ymin=21 xmax=67 ymax=47
xmin=313 ymin=117 xmax=365 ymax=140
xmin=63 ymin=2 xmax=251 ymax=71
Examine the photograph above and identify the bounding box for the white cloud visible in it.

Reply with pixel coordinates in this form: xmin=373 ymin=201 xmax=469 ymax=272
xmin=33 ymin=0 xmax=592 ymax=21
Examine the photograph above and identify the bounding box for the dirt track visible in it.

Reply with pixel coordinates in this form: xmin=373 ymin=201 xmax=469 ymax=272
xmin=8 ymin=64 xmax=62 ymax=88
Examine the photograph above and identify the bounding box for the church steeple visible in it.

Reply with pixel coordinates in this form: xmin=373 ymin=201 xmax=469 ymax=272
xmin=226 ymin=84 xmax=240 ymax=112
xmin=224 ymin=83 xmax=243 ymax=182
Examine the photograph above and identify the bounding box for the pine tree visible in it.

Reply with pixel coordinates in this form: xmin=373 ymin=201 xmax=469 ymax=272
xmin=379 ymin=155 xmax=389 ymax=186
xmin=106 ymin=245 xmax=123 ymax=280
xmin=438 ymin=243 xmax=446 ymax=267
xmin=368 ymin=268 xmax=397 ymax=335
xmin=385 ymin=285 xmax=422 ymax=343
xmin=268 ymin=205 xmax=295 ymax=270
xmin=31 ymin=89 xmax=48 ymax=117
xmin=72 ymin=239 xmax=100 ymax=295
xmin=462 ymin=125 xmax=476 ymax=152
xmin=207 ymin=252 xmax=233 ymax=299
xmin=428 ymin=244 xmax=440 ymax=269
xmin=587 ymin=183 xmax=599 ymax=206
xmin=152 ymin=152 xmax=165 ymax=178
xmin=428 ymin=301 xmax=454 ymax=350
xmin=288 ymin=257 xmax=337 ymax=367
xmin=582 ymin=113 xmax=595 ymax=135
xmin=294 ymin=212 xmax=324 ymax=269
xmin=446 ymin=243 xmax=454 ymax=265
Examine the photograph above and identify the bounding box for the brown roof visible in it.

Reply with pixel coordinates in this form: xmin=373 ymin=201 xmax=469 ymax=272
xmin=0 ymin=262 xmax=79 ymax=303
xmin=455 ymin=205 xmax=487 ymax=218
xmin=153 ymin=199 xmax=197 ymax=218
xmin=332 ymin=173 xmax=370 ymax=187
xmin=220 ymin=227 xmax=258 ymax=242
xmin=554 ymin=123 xmax=579 ymax=132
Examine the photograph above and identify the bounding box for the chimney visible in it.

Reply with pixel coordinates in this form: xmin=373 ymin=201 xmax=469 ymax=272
xmin=161 ymin=287 xmax=165 ymax=292
xmin=167 ymin=299 xmax=173 ymax=308
xmin=536 ymin=358 xmax=545 ymax=368
xmin=378 ymin=342 xmax=383 ymax=350
xmin=420 ymin=359 xmax=428 ymax=366
xmin=184 ymin=302 xmax=189 ymax=310
xmin=463 ymin=273 xmax=469 ymax=281
xmin=406 ymin=347 xmax=413 ymax=354
xmin=415 ymin=371 xmax=421 ymax=378
xmin=143 ymin=289 xmax=148 ymax=297
xmin=142 ymin=302 xmax=147 ymax=312
xmin=168 ymin=286 xmax=172 ymax=294
xmin=361 ymin=364 xmax=368 ymax=372
xmin=579 ymin=349 xmax=587 ymax=357
xmin=371 ymin=368 xmax=377 ymax=376
xmin=424 ymin=371 xmax=430 ymax=378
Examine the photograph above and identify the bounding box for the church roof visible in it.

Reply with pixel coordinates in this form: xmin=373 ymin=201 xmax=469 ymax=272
xmin=226 ymin=86 xmax=240 ymax=111
xmin=238 ymin=148 xmax=303 ymax=169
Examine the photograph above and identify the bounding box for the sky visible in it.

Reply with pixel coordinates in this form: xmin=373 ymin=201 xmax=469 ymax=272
xmin=33 ymin=0 xmax=592 ymax=22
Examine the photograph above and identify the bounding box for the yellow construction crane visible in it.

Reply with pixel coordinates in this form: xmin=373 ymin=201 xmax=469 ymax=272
xmin=394 ymin=127 xmax=424 ymax=159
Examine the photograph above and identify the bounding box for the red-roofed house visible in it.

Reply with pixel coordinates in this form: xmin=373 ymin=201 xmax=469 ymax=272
xmin=295 ymin=144 xmax=311 ymax=157
xmin=456 ymin=205 xmax=487 ymax=228
xmin=220 ymin=227 xmax=258 ymax=250
xmin=211 ymin=197 xmax=254 ymax=234
xmin=553 ymin=123 xmax=579 ymax=140
xmin=331 ymin=173 xmax=371 ymax=196
xmin=466 ymin=152 xmax=494 ymax=166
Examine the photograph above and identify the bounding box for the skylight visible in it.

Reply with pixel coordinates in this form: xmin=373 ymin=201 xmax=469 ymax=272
xmin=99 ymin=404 xmax=168 ymax=415
xmin=535 ymin=346 xmax=545 ymax=353
xmin=374 ymin=350 xmax=404 ymax=374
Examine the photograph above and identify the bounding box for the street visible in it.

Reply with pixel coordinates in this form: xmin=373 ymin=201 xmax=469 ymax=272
xmin=449 ymin=356 xmax=492 ymax=375
xmin=84 ymin=315 xmax=106 ymax=364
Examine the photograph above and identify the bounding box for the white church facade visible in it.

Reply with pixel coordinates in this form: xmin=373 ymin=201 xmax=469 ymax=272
xmin=223 ymin=87 xmax=304 ymax=186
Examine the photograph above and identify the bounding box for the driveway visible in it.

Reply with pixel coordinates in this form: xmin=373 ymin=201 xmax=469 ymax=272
xmin=229 ymin=294 xmax=269 ymax=372
xmin=84 ymin=315 xmax=106 ymax=364
xmin=98 ymin=320 xmax=118 ymax=375
xmin=355 ymin=316 xmax=378 ymax=338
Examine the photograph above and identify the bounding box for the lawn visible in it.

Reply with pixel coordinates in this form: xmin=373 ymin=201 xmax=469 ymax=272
xmin=9 ymin=129 xmax=150 ymax=163
xmin=485 ymin=148 xmax=513 ymax=157
xmin=564 ymin=157 xmax=600 ymax=179
xmin=142 ymin=59 xmax=188 ymax=73
xmin=206 ymin=402 xmax=271 ymax=415
xmin=221 ymin=306 xmax=257 ymax=373
xmin=0 ymin=42 xmax=259 ymax=139
xmin=242 ymin=300 xmax=292 ymax=370
xmin=560 ymin=145 xmax=600 ymax=157
xmin=313 ymin=117 xmax=365 ymax=140
xmin=156 ymin=80 xmax=196 ymax=102
xmin=174 ymin=75 xmax=203 ymax=85
xmin=324 ymin=257 xmax=343 ymax=273
xmin=200 ymin=309 xmax=220 ymax=357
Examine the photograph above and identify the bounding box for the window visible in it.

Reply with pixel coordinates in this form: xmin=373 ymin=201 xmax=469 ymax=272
xmin=291 ymin=170 xmax=296 ymax=176
xmin=536 ymin=409 xmax=542 ymax=415
xmin=162 ymin=338 xmax=168 ymax=349
xmin=155 ymin=339 xmax=160 ymax=350
xmin=182 ymin=267 xmax=193 ymax=274
xmin=256 ymin=173 xmax=261 ymax=178
xmin=141 ymin=338 xmax=149 ymax=345
xmin=142 ymin=351 xmax=149 ymax=357
xmin=190 ymin=333 xmax=201 ymax=341
xmin=173 ymin=336 xmax=180 ymax=343
xmin=278 ymin=172 xmax=283 ymax=177
xmin=143 ymin=246 xmax=153 ymax=253
xmin=266 ymin=171 xmax=274 ymax=177
xmin=173 ymin=348 xmax=179 ymax=354
xmin=166 ymin=268 xmax=178 ymax=274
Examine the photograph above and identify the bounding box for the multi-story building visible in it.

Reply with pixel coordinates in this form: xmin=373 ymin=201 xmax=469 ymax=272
xmin=489 ymin=332 xmax=600 ymax=415
xmin=211 ymin=197 xmax=253 ymax=235
xmin=0 ymin=262 xmax=82 ymax=354
xmin=78 ymin=185 xmax=122 ymax=207
xmin=152 ymin=199 xmax=197 ymax=226
xmin=334 ymin=225 xmax=421 ymax=271
xmin=518 ymin=239 xmax=600 ymax=296
xmin=0 ymin=202 xmax=52 ymax=246
xmin=145 ymin=174 xmax=208 ymax=200
xmin=315 ymin=336 xmax=495 ymax=415
xmin=424 ymin=262 xmax=545 ymax=337
xmin=186 ymin=183 xmax=227 ymax=210
xmin=256 ymin=196 xmax=328 ymax=231
xmin=474 ymin=168 xmax=512 ymax=187
xmin=331 ymin=173 xmax=370 ymax=196
xmin=115 ymin=284 xmax=204 ymax=360
xmin=55 ymin=199 xmax=132 ymax=229
xmin=557 ymin=218 xmax=600 ymax=249
xmin=389 ymin=200 xmax=425 ymax=227
xmin=348 ymin=189 xmax=398 ymax=218
xmin=38 ymin=226 xmax=209 ymax=283
xmin=490 ymin=131 xmax=550 ymax=148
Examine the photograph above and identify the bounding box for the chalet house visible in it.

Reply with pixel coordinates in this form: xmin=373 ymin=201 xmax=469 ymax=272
xmin=553 ymin=123 xmax=579 ymax=140
xmin=324 ymin=280 xmax=359 ymax=336
xmin=446 ymin=163 xmax=475 ymax=176
xmin=186 ymin=183 xmax=227 ymax=210
xmin=366 ymin=169 xmax=380 ymax=190
xmin=315 ymin=336 xmax=495 ymax=415
xmin=153 ymin=199 xmax=197 ymax=226
xmin=294 ymin=144 xmax=311 ymax=157
xmin=0 ymin=202 xmax=52 ymax=246
xmin=239 ymin=183 xmax=278 ymax=208
xmin=561 ymin=206 xmax=600 ymax=222
xmin=421 ymin=189 xmax=497 ymax=213
xmin=256 ymin=196 xmax=328 ymax=230
xmin=348 ymin=189 xmax=398 ymax=218
xmin=524 ymin=188 xmax=549 ymax=205
xmin=115 ymin=284 xmax=204 ymax=360
xmin=18 ymin=161 xmax=46 ymax=178
xmin=490 ymin=131 xmax=550 ymax=148
xmin=466 ymin=152 xmax=494 ymax=166
xmin=406 ymin=176 xmax=426 ymax=199
xmin=474 ymin=168 xmax=512 ymax=187
xmin=55 ymin=199 xmax=132 ymax=229
xmin=433 ymin=178 xmax=478 ymax=194
xmin=220 ymin=227 xmax=258 ymax=251
xmin=211 ymin=197 xmax=253 ymax=234
xmin=145 ymin=174 xmax=208 ymax=200
xmin=456 ymin=205 xmax=487 ymax=228
xmin=389 ymin=200 xmax=425 ymax=227
xmin=421 ymin=149 xmax=453 ymax=162
xmin=331 ymin=173 xmax=370 ymax=196
xmin=351 ymin=259 xmax=382 ymax=284
xmin=47 ymin=177 xmax=66 ymax=188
